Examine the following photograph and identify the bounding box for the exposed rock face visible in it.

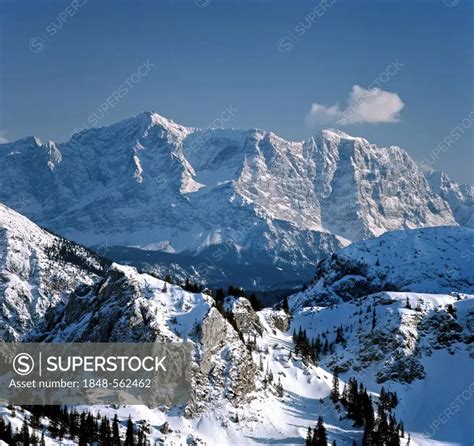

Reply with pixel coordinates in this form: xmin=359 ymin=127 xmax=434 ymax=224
xmin=289 ymin=291 xmax=474 ymax=385
xmin=26 ymin=262 xmax=257 ymax=415
xmin=0 ymin=205 xmax=258 ymax=419
xmin=223 ymin=296 xmax=263 ymax=337
xmin=270 ymin=311 xmax=291 ymax=332
xmin=287 ymin=226 xmax=474 ymax=385
xmin=0 ymin=113 xmax=465 ymax=289
xmin=1 ymin=204 xmax=473 ymax=444
xmin=199 ymin=307 xmax=256 ymax=402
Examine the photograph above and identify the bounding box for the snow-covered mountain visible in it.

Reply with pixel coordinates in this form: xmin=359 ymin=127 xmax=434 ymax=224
xmin=285 ymin=225 xmax=474 ymax=444
xmin=0 ymin=112 xmax=469 ymax=289
xmin=1 ymin=205 xmax=472 ymax=445
xmin=290 ymin=225 xmax=474 ymax=308
xmin=425 ymin=170 xmax=474 ymax=228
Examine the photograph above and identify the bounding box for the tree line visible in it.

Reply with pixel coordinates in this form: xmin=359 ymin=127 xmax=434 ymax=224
xmin=306 ymin=374 xmax=405 ymax=445
xmin=293 ymin=326 xmax=347 ymax=363
xmin=0 ymin=405 xmax=149 ymax=445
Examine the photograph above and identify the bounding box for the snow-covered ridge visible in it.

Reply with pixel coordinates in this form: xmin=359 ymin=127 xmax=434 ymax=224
xmin=287 ymin=291 xmax=474 ymax=444
xmin=0 ymin=204 xmax=106 ymax=341
xmin=0 ymin=112 xmax=469 ymax=289
xmin=290 ymin=226 xmax=474 ymax=309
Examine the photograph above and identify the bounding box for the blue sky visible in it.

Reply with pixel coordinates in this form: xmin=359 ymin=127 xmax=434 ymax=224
xmin=1 ymin=0 xmax=473 ymax=183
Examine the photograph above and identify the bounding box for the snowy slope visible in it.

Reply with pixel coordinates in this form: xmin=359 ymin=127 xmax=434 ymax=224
xmin=27 ymin=263 xmax=258 ymax=419
xmin=20 ymin=262 xmax=474 ymax=445
xmin=9 ymin=291 xmax=473 ymax=445
xmin=0 ymin=113 xmax=465 ymax=288
xmin=287 ymin=292 xmax=474 ymax=445
xmin=0 ymin=204 xmax=105 ymax=341
xmin=1 ymin=208 xmax=473 ymax=445
xmin=291 ymin=226 xmax=474 ymax=308
xmin=284 ymin=226 xmax=474 ymax=444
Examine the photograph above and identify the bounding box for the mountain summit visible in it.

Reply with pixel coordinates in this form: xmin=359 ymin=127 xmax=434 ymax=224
xmin=0 ymin=112 xmax=470 ymax=288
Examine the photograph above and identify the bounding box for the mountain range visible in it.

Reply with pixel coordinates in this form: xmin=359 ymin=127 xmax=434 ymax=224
xmin=0 ymin=112 xmax=471 ymax=289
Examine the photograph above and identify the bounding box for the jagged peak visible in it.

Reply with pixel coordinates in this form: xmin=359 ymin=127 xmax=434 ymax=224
xmin=125 ymin=111 xmax=191 ymax=136
xmin=68 ymin=111 xmax=191 ymax=144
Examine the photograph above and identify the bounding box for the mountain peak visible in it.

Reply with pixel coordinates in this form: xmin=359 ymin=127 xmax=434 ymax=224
xmin=130 ymin=111 xmax=192 ymax=138
xmin=0 ymin=112 xmax=466 ymax=282
xmin=318 ymin=128 xmax=359 ymax=141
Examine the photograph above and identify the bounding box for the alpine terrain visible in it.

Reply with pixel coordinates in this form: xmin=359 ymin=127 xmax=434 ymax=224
xmin=0 ymin=112 xmax=471 ymax=289
xmin=0 ymin=203 xmax=473 ymax=445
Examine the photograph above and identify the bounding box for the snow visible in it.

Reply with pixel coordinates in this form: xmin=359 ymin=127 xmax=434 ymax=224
xmin=0 ymin=204 xmax=101 ymax=340
xmin=0 ymin=112 xmax=466 ymax=290
xmin=290 ymin=226 xmax=474 ymax=310
xmin=286 ymin=291 xmax=474 ymax=444
xmin=14 ymin=289 xmax=471 ymax=445
xmin=0 ymin=119 xmax=473 ymax=445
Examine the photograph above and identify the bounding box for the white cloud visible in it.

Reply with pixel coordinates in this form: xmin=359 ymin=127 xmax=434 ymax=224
xmin=306 ymin=85 xmax=404 ymax=127
xmin=0 ymin=131 xmax=8 ymax=144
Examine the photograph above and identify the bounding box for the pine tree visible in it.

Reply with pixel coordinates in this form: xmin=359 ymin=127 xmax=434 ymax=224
xmin=48 ymin=415 xmax=60 ymax=439
xmin=21 ymin=418 xmax=30 ymax=446
xmin=30 ymin=409 xmax=42 ymax=431
xmin=376 ymin=403 xmax=388 ymax=444
xmin=268 ymin=368 xmax=274 ymax=383
xmin=249 ymin=293 xmax=262 ymax=311
xmin=362 ymin=391 xmax=374 ymax=428
xmin=259 ymin=355 xmax=264 ymax=371
xmin=281 ymin=296 xmax=289 ymax=313
xmin=30 ymin=431 xmax=39 ymax=445
xmin=330 ymin=371 xmax=340 ymax=402
xmin=0 ymin=419 xmax=5 ymax=443
xmin=215 ymin=288 xmax=225 ymax=312
xmin=313 ymin=416 xmax=327 ymax=446
xmin=100 ymin=416 xmax=112 ymax=446
xmin=124 ymin=416 xmax=135 ymax=446
xmin=69 ymin=409 xmax=80 ymax=441
xmin=112 ymin=414 xmax=121 ymax=446
xmin=305 ymin=427 xmax=313 ymax=446
xmin=78 ymin=412 xmax=88 ymax=446
xmin=5 ymin=422 xmax=13 ymax=444
xmin=446 ymin=304 xmax=456 ymax=318
xmin=276 ymin=378 xmax=284 ymax=397
xmin=137 ymin=426 xmax=146 ymax=446
xmin=322 ymin=339 xmax=329 ymax=355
